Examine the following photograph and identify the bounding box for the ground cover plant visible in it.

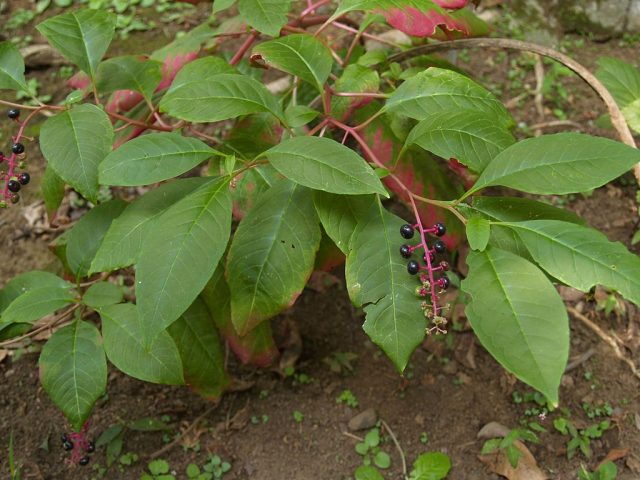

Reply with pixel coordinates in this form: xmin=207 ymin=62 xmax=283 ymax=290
xmin=0 ymin=0 xmax=639 ymax=474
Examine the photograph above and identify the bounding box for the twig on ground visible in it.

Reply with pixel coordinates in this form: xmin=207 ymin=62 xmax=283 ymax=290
xmin=381 ymin=420 xmax=407 ymax=480
xmin=565 ymin=347 xmax=596 ymax=373
xmin=528 ymin=120 xmax=584 ymax=131
xmin=568 ymin=307 xmax=640 ymax=380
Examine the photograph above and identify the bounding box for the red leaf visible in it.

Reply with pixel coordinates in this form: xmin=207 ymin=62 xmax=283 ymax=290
xmin=67 ymin=71 xmax=90 ymax=90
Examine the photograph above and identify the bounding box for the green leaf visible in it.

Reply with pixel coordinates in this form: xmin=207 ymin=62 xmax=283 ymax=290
xmin=284 ymin=105 xmax=319 ymax=128
xmin=91 ymin=178 xmax=208 ymax=273
xmin=596 ymin=57 xmax=640 ymax=133
xmin=67 ymin=199 xmax=128 ymax=279
xmin=96 ymin=55 xmax=162 ymax=102
xmin=468 ymin=133 xmax=640 ymax=196
xmin=385 ymin=68 xmax=512 ymax=127
xmin=99 ymin=133 xmax=219 ymax=186
xmin=100 ymin=303 xmax=184 ymax=385
xmin=355 ymin=465 xmax=385 ymax=480
xmin=265 ymin=136 xmax=388 ymax=196
xmin=404 ymin=110 xmax=515 ymax=173
xmin=213 ymin=0 xmax=236 ymax=12
xmin=237 ymin=0 xmax=292 ymax=36
xmin=409 ymin=452 xmax=452 ymax=480
xmin=36 ymin=9 xmax=116 ymax=79
xmin=466 ymin=216 xmax=490 ymax=251
xmin=374 ymin=451 xmax=391 ymax=469
xmin=0 ymin=271 xmax=72 ymax=314
xmin=471 ymin=196 xmax=585 ymax=224
xmin=504 ymin=220 xmax=640 ymax=306
xmin=346 ymin=199 xmax=425 ymax=372
xmin=39 ymin=320 xmax=107 ymax=431
xmin=168 ymin=297 xmax=229 ymax=399
xmin=165 ymin=56 xmax=235 ymax=95
xmin=313 ymin=191 xmax=375 ymax=253
xmin=202 ymin=263 xmax=279 ymax=365
xmin=40 ymin=104 xmax=114 ymax=202
xmin=331 ymin=64 xmax=380 ymax=120
xmin=253 ymin=34 xmax=333 ymax=92
xmin=226 ymin=180 xmax=321 ymax=334
xmin=461 ymin=247 xmax=569 ymax=405
xmin=41 ymin=165 xmax=66 ymax=219
xmin=160 ymin=73 xmax=284 ymax=124
xmin=83 ymin=282 xmax=123 ymax=308
xmin=0 ymin=285 xmax=75 ymax=325
xmin=0 ymin=41 xmax=28 ymax=92
xmin=137 ymin=177 xmax=232 ymax=343
xmin=148 ymin=459 xmax=170 ymax=475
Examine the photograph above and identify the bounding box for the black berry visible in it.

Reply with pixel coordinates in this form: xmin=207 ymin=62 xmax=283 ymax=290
xmin=399 ymin=244 xmax=412 ymax=258
xmin=61 ymin=433 xmax=68 ymax=443
xmin=7 ymin=179 xmax=20 ymax=193
xmin=12 ymin=143 xmax=25 ymax=155
xmin=79 ymin=456 xmax=90 ymax=466
xmin=439 ymin=260 xmax=450 ymax=271
xmin=400 ymin=224 xmax=415 ymax=239
xmin=86 ymin=442 xmax=95 ymax=453
xmin=407 ymin=260 xmax=420 ymax=275
xmin=434 ymin=222 xmax=446 ymax=237
xmin=439 ymin=276 xmax=450 ymax=290
xmin=434 ymin=240 xmax=446 ymax=254
xmin=9 ymin=194 xmax=19 ymax=204
xmin=7 ymin=109 xmax=20 ymax=120
xmin=63 ymin=440 xmax=74 ymax=451
xmin=18 ymin=172 xmax=30 ymax=185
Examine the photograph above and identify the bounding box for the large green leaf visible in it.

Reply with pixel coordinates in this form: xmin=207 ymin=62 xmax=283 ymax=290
xmin=0 ymin=41 xmax=28 ymax=92
xmin=264 ymin=136 xmax=388 ymax=196
xmin=461 ymin=247 xmax=568 ymax=404
xmin=137 ymin=177 xmax=232 ymax=343
xmin=331 ymin=64 xmax=380 ymax=120
xmin=253 ymin=34 xmax=333 ymax=92
xmin=404 ymin=110 xmax=515 ymax=173
xmin=505 ymin=220 xmax=640 ymax=306
xmin=36 ymin=9 xmax=116 ymax=79
xmin=226 ymin=179 xmax=321 ymax=335
xmin=40 ymin=104 xmax=114 ymax=202
xmin=41 ymin=165 xmax=66 ymax=220
xmin=67 ymin=200 xmax=128 ymax=279
xmin=237 ymin=0 xmax=292 ymax=36
xmin=91 ymin=178 xmax=208 ymax=273
xmin=313 ymin=191 xmax=375 ymax=253
xmin=83 ymin=282 xmax=124 ymax=309
xmin=384 ymin=68 xmax=512 ymax=127
xmin=159 ymin=73 xmax=284 ymax=124
xmin=96 ymin=55 xmax=162 ymax=102
xmin=468 ymin=133 xmax=640 ymax=196
xmin=409 ymin=452 xmax=451 ymax=480
xmin=39 ymin=320 xmax=107 ymax=431
xmin=168 ymin=297 xmax=229 ymax=398
xmin=165 ymin=56 xmax=235 ymax=95
xmin=596 ymin=57 xmax=640 ymax=133
xmin=0 ymin=271 xmax=71 ymax=314
xmin=99 ymin=133 xmax=219 ymax=186
xmin=345 ymin=199 xmax=425 ymax=372
xmin=99 ymin=303 xmax=184 ymax=385
xmin=202 ymin=263 xmax=279 ymax=366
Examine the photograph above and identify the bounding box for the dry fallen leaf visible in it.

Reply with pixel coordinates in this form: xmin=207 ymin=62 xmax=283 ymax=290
xmin=479 ymin=440 xmax=547 ymax=480
xmin=596 ymin=448 xmax=629 ymax=470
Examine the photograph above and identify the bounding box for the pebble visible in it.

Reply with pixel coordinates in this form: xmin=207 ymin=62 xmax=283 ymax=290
xmin=348 ymin=408 xmax=378 ymax=431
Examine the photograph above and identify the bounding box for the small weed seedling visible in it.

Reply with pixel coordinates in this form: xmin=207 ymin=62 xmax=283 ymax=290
xmin=293 ymin=410 xmax=304 ymax=423
xmin=337 ymin=390 xmax=359 ymax=409
xmin=8 ymin=431 xmax=22 ymax=480
xmin=578 ymin=461 xmax=618 ymax=480
xmin=554 ymin=417 xmax=611 ymax=459
xmin=481 ymin=428 xmax=540 ymax=468
xmin=186 ymin=455 xmax=231 ymax=480
xmin=141 ymin=459 xmax=174 ymax=480
xmin=408 ymin=452 xmax=451 ymax=480
xmin=355 ymin=427 xmax=392 ymax=472
xmin=324 ymin=352 xmax=359 ymax=375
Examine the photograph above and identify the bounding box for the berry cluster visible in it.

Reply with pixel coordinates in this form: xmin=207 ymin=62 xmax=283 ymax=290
xmin=399 ymin=222 xmax=451 ymax=334
xmin=61 ymin=426 xmax=95 ymax=466
xmin=1 ymin=109 xmax=31 ymax=207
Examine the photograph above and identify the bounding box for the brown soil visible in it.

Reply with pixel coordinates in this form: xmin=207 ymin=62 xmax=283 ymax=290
xmin=0 ymin=3 xmax=639 ymax=480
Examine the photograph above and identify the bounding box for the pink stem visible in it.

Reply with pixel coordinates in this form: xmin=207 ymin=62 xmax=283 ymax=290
xmin=301 ymin=0 xmax=331 ymax=18
xmin=230 ymin=30 xmax=259 ymax=66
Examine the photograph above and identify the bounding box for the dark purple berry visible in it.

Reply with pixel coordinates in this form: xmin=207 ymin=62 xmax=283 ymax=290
xmin=400 ymin=224 xmax=415 ymax=239
xmin=7 ymin=109 xmax=20 ymax=120
xmin=9 ymin=194 xmax=19 ymax=204
xmin=407 ymin=260 xmax=420 ymax=275
xmin=399 ymin=244 xmax=412 ymax=258
xmin=434 ymin=222 xmax=446 ymax=237
xmin=86 ymin=442 xmax=95 ymax=453
xmin=12 ymin=143 xmax=25 ymax=155
xmin=61 ymin=433 xmax=68 ymax=443
xmin=7 ymin=179 xmax=20 ymax=193
xmin=434 ymin=240 xmax=446 ymax=254
xmin=63 ymin=440 xmax=74 ymax=451
xmin=79 ymin=456 xmax=90 ymax=466
xmin=439 ymin=276 xmax=450 ymax=290
xmin=439 ymin=261 xmax=450 ymax=271
xmin=18 ymin=172 xmax=30 ymax=185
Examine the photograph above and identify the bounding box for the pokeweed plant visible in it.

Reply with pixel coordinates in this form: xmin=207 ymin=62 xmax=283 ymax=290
xmin=0 ymin=0 xmax=639 ymax=449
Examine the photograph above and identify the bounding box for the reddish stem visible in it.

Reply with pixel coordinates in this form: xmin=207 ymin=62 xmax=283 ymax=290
xmin=230 ymin=30 xmax=259 ymax=66
xmin=300 ymin=0 xmax=331 ymax=17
